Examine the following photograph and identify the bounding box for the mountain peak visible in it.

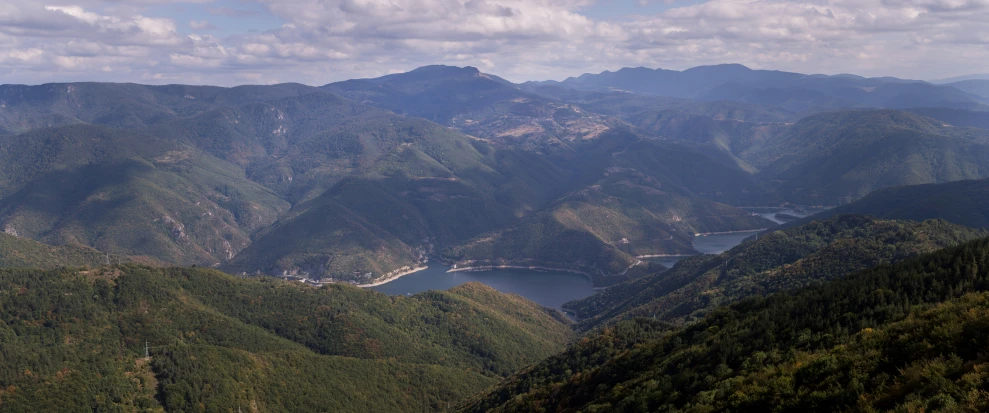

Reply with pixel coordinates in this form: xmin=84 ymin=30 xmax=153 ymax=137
xmin=408 ymin=65 xmax=482 ymax=77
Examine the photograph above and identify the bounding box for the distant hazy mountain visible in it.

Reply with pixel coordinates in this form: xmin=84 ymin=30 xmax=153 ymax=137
xmin=1 ymin=65 xmax=987 ymax=283
xmin=534 ymin=64 xmax=987 ymax=112
xmin=805 ymin=178 xmax=989 ymax=229
xmin=0 ymin=82 xmax=320 ymax=135
xmin=324 ymin=65 xmax=622 ymax=158
xmin=905 ymin=107 xmax=989 ymax=130
xmin=753 ymin=110 xmax=989 ymax=204
xmin=932 ymin=74 xmax=989 ymax=84
xmin=0 ymin=77 xmax=774 ymax=284
xmin=946 ymin=79 xmax=989 ymax=98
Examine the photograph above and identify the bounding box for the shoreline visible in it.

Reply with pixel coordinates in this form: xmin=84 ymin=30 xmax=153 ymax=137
xmin=448 ymin=265 xmax=593 ymax=279
xmin=693 ymin=228 xmax=769 ymax=236
xmin=357 ymin=265 xmax=429 ymax=287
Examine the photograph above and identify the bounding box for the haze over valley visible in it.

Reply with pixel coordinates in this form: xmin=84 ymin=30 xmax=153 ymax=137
xmin=5 ymin=0 xmax=989 ymax=411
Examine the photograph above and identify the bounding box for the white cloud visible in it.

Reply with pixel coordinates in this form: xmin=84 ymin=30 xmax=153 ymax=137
xmin=0 ymin=0 xmax=988 ymax=85
xmin=189 ymin=19 xmax=216 ymax=30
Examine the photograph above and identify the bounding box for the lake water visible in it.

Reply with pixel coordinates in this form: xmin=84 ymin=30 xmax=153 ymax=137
xmin=370 ymin=265 xmax=595 ymax=310
xmin=644 ymin=231 xmax=761 ymax=268
xmin=749 ymin=207 xmax=831 ymax=224
xmin=642 ymin=256 xmax=691 ymax=269
xmin=692 ymin=231 xmax=762 ymax=254
xmin=371 ymin=230 xmax=768 ymax=307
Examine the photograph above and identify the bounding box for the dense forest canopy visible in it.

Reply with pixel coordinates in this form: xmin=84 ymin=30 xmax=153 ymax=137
xmin=2 ymin=63 xmax=989 ymax=411
xmin=0 ymin=265 xmax=572 ymax=411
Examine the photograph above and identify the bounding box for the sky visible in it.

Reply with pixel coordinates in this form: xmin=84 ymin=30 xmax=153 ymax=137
xmin=1 ymin=0 xmax=988 ymax=86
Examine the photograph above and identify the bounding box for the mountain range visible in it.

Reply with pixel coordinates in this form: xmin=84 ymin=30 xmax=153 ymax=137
xmin=2 ymin=64 xmax=989 ymax=284
xmin=5 ymin=62 xmax=989 ymax=411
xmin=536 ymin=64 xmax=989 ymax=112
xmin=460 ymin=233 xmax=989 ymax=412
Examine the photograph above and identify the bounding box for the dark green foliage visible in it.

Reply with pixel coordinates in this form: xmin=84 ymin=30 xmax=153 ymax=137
xmin=441 ymin=131 xmax=776 ymax=284
xmin=0 ymin=155 xmax=289 ymax=266
xmin=807 ymin=177 xmax=989 ymax=230
xmin=907 ymin=107 xmax=989 ymax=130
xmin=567 ymin=215 xmax=987 ymax=330
xmin=460 ymin=235 xmax=989 ymax=412
xmin=0 ymin=232 xmax=125 ymax=268
xmin=755 ymin=110 xmax=989 ymax=204
xmin=0 ymin=266 xmax=572 ymax=412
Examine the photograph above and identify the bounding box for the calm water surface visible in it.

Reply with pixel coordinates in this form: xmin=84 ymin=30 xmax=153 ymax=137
xmin=750 ymin=207 xmax=831 ymax=224
xmin=646 ymin=231 xmax=765 ymax=268
xmin=692 ymin=231 xmax=762 ymax=254
xmin=372 ymin=230 xmax=774 ymax=306
xmin=370 ymin=265 xmax=595 ymax=310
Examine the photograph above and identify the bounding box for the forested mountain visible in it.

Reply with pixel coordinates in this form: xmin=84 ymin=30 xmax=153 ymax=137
xmin=440 ymin=132 xmax=776 ymax=281
xmin=324 ymin=65 xmax=622 ymax=158
xmin=0 ymin=265 xmax=572 ymax=411
xmin=0 ymin=76 xmax=777 ymax=284
xmin=0 ymin=82 xmax=320 ymax=135
xmin=905 ymin=107 xmax=989 ymax=130
xmin=1 ymin=65 xmax=989 ymax=283
xmin=753 ymin=110 xmax=989 ymax=204
xmin=565 ymin=215 xmax=986 ymax=331
xmin=947 ymin=79 xmax=989 ymax=98
xmin=0 ymin=124 xmax=290 ymax=266
xmin=460 ymin=235 xmax=989 ymax=413
xmin=537 ymin=64 xmax=988 ymax=112
xmin=806 ymin=178 xmax=989 ymax=229
xmin=6 ymin=62 xmax=989 ymax=413
xmin=0 ymin=232 xmax=148 ymax=268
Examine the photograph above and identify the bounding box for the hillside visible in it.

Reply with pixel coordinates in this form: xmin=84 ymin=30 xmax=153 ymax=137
xmin=0 ymin=79 xmax=783 ymax=283
xmin=0 ymin=84 xmax=577 ymax=280
xmin=440 ymin=132 xmax=776 ymax=284
xmin=947 ymin=79 xmax=989 ymax=98
xmin=460 ymin=235 xmax=989 ymax=413
xmin=4 ymin=74 xmax=988 ymax=284
xmin=0 ymin=148 xmax=289 ymax=266
xmin=0 ymin=265 xmax=572 ymax=411
xmin=804 ymin=178 xmax=989 ymax=229
xmin=539 ymin=64 xmax=986 ymax=112
xmin=566 ymin=215 xmax=986 ymax=330
xmin=905 ymin=107 xmax=989 ymax=130
xmin=222 ymin=137 xmax=572 ymax=282
xmin=325 ymin=65 xmax=621 ymax=158
xmin=0 ymin=232 xmax=135 ymax=268
xmin=0 ymin=82 xmax=322 ymax=135
xmin=754 ymin=110 xmax=989 ymax=204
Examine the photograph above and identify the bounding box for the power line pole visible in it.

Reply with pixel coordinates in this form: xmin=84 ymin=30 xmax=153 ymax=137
xmin=145 ymin=340 xmax=149 ymax=358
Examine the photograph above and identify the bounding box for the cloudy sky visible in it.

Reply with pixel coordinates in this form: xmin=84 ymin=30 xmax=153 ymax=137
xmin=2 ymin=0 xmax=988 ymax=85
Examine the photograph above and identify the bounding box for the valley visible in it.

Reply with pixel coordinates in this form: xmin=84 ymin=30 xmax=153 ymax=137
xmin=370 ymin=265 xmax=595 ymax=310
xmin=4 ymin=61 xmax=989 ymax=412
xmin=368 ymin=230 xmax=766 ymax=311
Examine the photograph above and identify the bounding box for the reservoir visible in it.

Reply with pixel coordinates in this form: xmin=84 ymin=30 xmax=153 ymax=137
xmin=643 ymin=231 xmax=761 ymax=268
xmin=692 ymin=231 xmax=762 ymax=254
xmin=748 ymin=207 xmax=831 ymax=224
xmin=371 ymin=265 xmax=595 ymax=310
xmin=373 ymin=229 xmax=771 ymax=307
